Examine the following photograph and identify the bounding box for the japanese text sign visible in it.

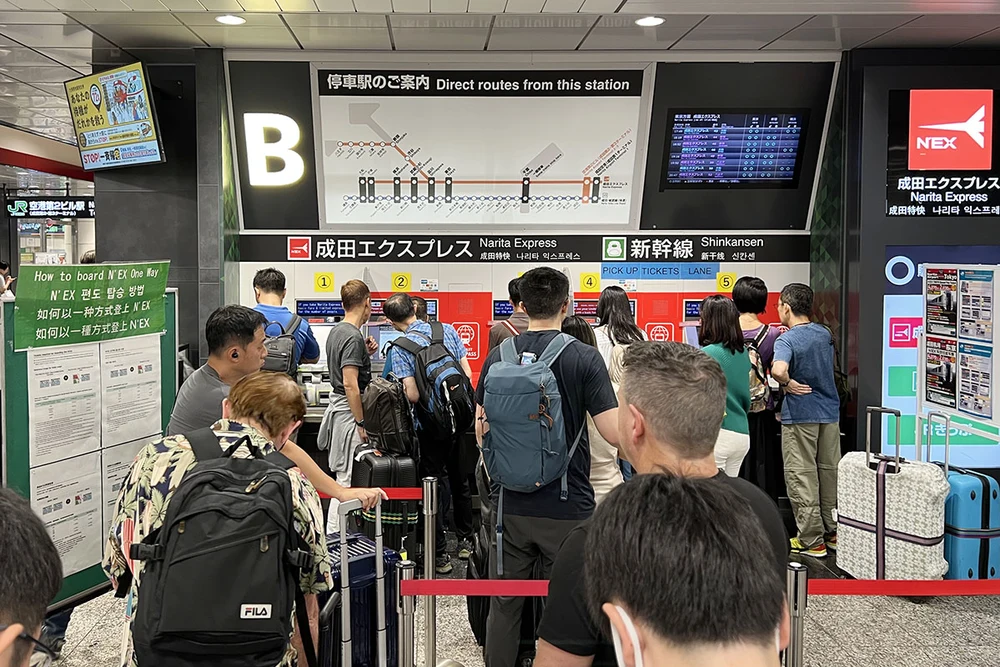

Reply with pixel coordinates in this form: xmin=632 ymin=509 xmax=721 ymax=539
xmin=15 ymin=261 xmax=170 ymax=350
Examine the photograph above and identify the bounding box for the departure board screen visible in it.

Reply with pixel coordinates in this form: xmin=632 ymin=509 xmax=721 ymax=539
xmin=662 ymin=110 xmax=809 ymax=188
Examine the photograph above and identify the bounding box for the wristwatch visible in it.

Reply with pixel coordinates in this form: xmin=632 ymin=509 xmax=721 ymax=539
xmin=355 ymin=419 xmax=365 ymax=428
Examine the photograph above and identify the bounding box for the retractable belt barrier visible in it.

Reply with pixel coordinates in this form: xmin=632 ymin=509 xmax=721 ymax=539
xmin=317 ymin=487 xmax=424 ymax=500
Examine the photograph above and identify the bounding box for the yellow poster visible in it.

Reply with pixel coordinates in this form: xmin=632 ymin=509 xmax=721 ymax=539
xmin=65 ymin=63 xmax=162 ymax=171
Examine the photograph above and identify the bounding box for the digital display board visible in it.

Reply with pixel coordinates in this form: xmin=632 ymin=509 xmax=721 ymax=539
xmin=684 ymin=299 xmax=702 ymax=320
xmin=886 ymin=89 xmax=1000 ymax=217
xmin=662 ymin=110 xmax=808 ymax=187
xmin=65 ymin=63 xmax=165 ymax=171
xmin=296 ymin=298 xmax=436 ymax=319
xmin=573 ymin=299 xmax=635 ymax=317
xmin=493 ymin=300 xmax=514 ymax=319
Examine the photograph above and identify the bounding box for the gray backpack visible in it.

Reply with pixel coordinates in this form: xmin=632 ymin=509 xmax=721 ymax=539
xmin=481 ymin=334 xmax=584 ymax=573
xmin=262 ymin=315 xmax=302 ymax=375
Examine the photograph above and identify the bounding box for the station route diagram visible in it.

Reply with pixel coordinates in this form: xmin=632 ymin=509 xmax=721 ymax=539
xmin=318 ymin=96 xmax=641 ymax=225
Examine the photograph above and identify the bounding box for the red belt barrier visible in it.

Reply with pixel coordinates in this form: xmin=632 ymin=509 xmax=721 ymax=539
xmin=317 ymin=487 xmax=424 ymax=501
xmin=400 ymin=578 xmax=1000 ymax=598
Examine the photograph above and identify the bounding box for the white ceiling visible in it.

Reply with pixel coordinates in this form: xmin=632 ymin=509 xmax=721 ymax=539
xmin=0 ymin=2 xmax=998 ymax=144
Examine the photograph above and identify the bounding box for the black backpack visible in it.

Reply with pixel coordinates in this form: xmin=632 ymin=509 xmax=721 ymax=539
xmin=390 ymin=322 xmax=475 ymax=437
xmin=263 ymin=315 xmax=302 ymax=375
xmin=362 ymin=375 xmax=418 ymax=456
xmin=127 ymin=428 xmax=317 ymax=667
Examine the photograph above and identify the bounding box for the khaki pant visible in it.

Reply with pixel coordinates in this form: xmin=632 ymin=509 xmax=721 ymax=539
xmin=782 ymin=422 xmax=840 ymax=548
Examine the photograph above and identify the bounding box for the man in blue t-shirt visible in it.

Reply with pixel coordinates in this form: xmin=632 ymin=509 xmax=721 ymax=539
xmin=771 ymin=283 xmax=841 ymax=560
xmin=252 ymin=268 xmax=320 ymax=367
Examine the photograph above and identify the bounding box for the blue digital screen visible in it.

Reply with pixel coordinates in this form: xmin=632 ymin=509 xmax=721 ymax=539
xmin=493 ymin=300 xmax=514 ymax=318
xmin=296 ymin=300 xmax=344 ymax=317
xmin=684 ymin=300 xmax=702 ymax=319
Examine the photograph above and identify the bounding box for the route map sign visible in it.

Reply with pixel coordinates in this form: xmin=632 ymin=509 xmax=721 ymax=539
xmin=315 ymin=69 xmax=644 ymax=226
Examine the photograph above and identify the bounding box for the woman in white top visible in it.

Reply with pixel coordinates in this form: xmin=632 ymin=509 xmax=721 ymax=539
xmin=562 ymin=315 xmax=623 ymax=504
xmin=593 ymin=285 xmax=646 ymax=366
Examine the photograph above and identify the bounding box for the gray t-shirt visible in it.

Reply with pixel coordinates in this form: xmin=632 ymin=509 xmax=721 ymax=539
xmin=326 ymin=322 xmax=371 ymax=395
xmin=166 ymin=364 xmax=229 ymax=436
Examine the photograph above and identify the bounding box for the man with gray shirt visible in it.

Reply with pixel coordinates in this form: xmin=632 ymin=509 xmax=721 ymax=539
xmin=319 ymin=279 xmax=378 ymax=531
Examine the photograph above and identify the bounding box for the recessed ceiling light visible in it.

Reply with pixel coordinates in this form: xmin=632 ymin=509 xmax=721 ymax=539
xmin=635 ymin=16 xmax=665 ymax=27
xmin=215 ymin=14 xmax=246 ymax=25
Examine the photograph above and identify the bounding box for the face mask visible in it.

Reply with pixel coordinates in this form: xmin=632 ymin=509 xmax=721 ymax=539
xmin=610 ymin=605 xmax=644 ymax=667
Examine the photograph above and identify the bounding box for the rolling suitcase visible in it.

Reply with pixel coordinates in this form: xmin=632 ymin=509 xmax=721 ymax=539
xmin=322 ymin=498 xmax=397 ymax=667
xmin=945 ymin=466 xmax=1000 ymax=579
xmin=351 ymin=445 xmax=419 ymax=555
xmin=837 ymin=407 xmax=949 ymax=580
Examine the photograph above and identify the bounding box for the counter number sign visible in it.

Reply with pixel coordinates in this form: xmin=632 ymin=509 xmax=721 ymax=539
xmin=314 ymin=272 xmax=334 ymax=293
xmin=392 ymin=272 xmax=411 ymax=292
xmin=580 ymin=273 xmax=601 ymax=293
xmin=716 ymin=272 xmax=737 ymax=293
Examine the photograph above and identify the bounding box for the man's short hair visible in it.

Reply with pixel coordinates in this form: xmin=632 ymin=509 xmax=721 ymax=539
xmin=519 ymin=267 xmax=569 ymax=320
xmin=0 ymin=488 xmax=63 ymax=666
xmin=384 ymin=293 xmax=415 ymax=323
xmin=411 ymin=295 xmax=428 ymax=321
xmin=341 ymin=280 xmax=370 ymax=311
xmin=80 ymin=250 xmax=97 ymax=265
xmin=585 ymin=474 xmax=784 ymax=651
xmin=780 ymin=283 xmax=814 ymax=317
xmin=206 ymin=305 xmax=267 ymax=356
xmin=228 ymin=372 xmax=306 ymax=438
xmin=733 ymin=276 xmax=769 ymax=315
xmin=621 ymin=342 xmax=725 ymax=458
xmin=253 ymin=268 xmax=286 ymax=295
xmin=507 ymin=278 xmax=522 ymax=305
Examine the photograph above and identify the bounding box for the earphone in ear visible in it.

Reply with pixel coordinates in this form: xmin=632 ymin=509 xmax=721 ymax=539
xmin=231 ymin=351 xmax=239 ymax=359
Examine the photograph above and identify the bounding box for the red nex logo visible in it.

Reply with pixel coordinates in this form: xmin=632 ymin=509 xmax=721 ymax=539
xmin=909 ymin=89 xmax=993 ymax=171
xmin=287 ymin=236 xmax=311 ymax=261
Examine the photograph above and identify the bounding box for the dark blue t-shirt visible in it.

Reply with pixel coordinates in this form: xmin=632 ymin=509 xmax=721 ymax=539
xmin=475 ymin=331 xmax=618 ymax=521
xmin=773 ymin=323 xmax=840 ymax=424
xmin=254 ymin=304 xmax=321 ymax=366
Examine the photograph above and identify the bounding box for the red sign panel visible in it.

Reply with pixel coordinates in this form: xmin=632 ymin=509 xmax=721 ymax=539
xmin=889 ymin=317 xmax=922 ymax=348
xmin=287 ymin=236 xmax=311 ymax=261
xmin=909 ymin=89 xmax=993 ymax=171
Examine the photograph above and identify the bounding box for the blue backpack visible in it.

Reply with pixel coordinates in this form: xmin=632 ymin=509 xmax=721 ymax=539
xmin=482 ymin=334 xmax=584 ymax=573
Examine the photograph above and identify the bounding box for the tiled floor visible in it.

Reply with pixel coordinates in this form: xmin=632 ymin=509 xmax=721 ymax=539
xmin=57 ymin=555 xmax=1000 ymax=667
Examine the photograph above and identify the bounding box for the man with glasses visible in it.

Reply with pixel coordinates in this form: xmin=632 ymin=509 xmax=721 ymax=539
xmin=0 ymin=488 xmax=63 ymax=667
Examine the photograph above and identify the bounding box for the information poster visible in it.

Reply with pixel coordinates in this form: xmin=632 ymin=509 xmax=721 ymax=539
xmin=959 ymin=342 xmax=994 ymax=419
xmin=926 ymin=267 xmax=958 ymax=337
xmin=27 ymin=345 xmax=101 ymax=467
xmin=30 ymin=451 xmax=103 ymax=577
xmin=926 ymin=335 xmax=958 ymax=409
xmin=100 ymin=335 xmax=161 ymax=447
xmin=14 ymin=261 xmax=169 ymax=350
xmin=102 ymin=440 xmax=145 ymax=535
xmin=959 ymin=269 xmax=994 ymax=342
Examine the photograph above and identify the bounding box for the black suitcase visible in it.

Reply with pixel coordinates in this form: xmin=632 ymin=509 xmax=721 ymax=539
xmin=351 ymin=445 xmax=419 ymax=555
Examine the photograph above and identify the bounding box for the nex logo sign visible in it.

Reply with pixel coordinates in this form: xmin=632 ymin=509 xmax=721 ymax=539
xmin=909 ymin=90 xmax=993 ymax=171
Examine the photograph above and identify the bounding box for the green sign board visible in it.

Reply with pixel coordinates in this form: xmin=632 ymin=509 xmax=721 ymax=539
xmin=14 ymin=261 xmax=170 ymax=350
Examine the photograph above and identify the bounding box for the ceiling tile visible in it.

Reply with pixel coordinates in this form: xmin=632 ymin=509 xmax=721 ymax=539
xmin=160 ymin=0 xmax=208 ymax=9
xmin=238 ymin=0 xmax=280 ymax=10
xmin=178 ymin=10 xmax=280 ymax=23
xmin=541 ymin=0 xmax=582 ymax=11
xmin=431 ymin=0 xmax=467 ymax=11
xmin=764 ymin=26 xmax=894 ymax=50
xmin=45 ymin=0 xmax=96 ymax=10
xmin=0 ymin=46 xmax=65 ymax=67
xmin=288 ymin=24 xmax=390 ymax=47
xmin=863 ymin=25 xmax=999 ymax=47
xmin=391 ymin=0 xmax=429 ymax=11
xmin=82 ymin=0 xmax=133 ymax=9
xmin=467 ymin=0 xmax=501 ymax=11
xmin=959 ymin=26 xmax=1000 ymax=46
xmin=189 ymin=24 xmax=297 ymax=45
xmin=579 ymin=0 xmax=619 ymax=11
xmin=68 ymin=10 xmax=180 ymax=22
xmin=0 ymin=1 xmax=21 ymax=9
xmin=0 ymin=24 xmax=111 ymax=48
xmin=390 ymin=13 xmax=490 ymax=48
xmin=490 ymin=14 xmax=596 ymax=49
xmin=353 ymin=0 xmax=390 ymax=10
xmin=389 ymin=13 xmax=489 ymax=27
xmin=86 ymin=24 xmax=205 ymax=46
xmin=0 ymin=63 xmax=83 ymax=82
xmin=8 ymin=0 xmax=59 ymax=10
xmin=504 ymin=0 xmax=543 ymax=11
xmin=581 ymin=14 xmax=701 ymax=49
xmin=276 ymin=0 xmax=317 ymax=10
xmin=0 ymin=11 xmax=76 ymax=22
xmin=799 ymin=14 xmax=915 ymax=29
xmin=198 ymin=0 xmax=243 ymax=10
xmin=698 ymin=14 xmax=809 ymax=30
xmin=313 ymin=0 xmax=354 ymax=8
xmin=119 ymin=0 xmax=170 ymax=9
xmin=906 ymin=14 xmax=1000 ymax=29
xmin=284 ymin=12 xmax=383 ymax=25
xmin=33 ymin=43 xmax=125 ymax=67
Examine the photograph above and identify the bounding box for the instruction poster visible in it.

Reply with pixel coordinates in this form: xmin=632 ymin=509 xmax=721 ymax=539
xmin=926 ymin=267 xmax=958 ymax=337
xmin=926 ymin=335 xmax=958 ymax=409
xmin=959 ymin=342 xmax=993 ymax=419
xmin=27 ymin=344 xmax=101 ymax=467
xmin=959 ymin=269 xmax=994 ymax=343
xmin=102 ymin=440 xmax=145 ymax=535
xmin=100 ymin=335 xmax=161 ymax=447
xmin=30 ymin=451 xmax=103 ymax=577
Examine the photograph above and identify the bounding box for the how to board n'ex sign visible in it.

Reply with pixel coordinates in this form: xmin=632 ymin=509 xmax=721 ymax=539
xmin=318 ymin=70 xmax=643 ymax=97
xmin=886 ymin=88 xmax=1000 ymax=217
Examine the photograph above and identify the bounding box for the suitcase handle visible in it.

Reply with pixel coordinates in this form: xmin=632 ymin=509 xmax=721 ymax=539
xmin=337 ymin=498 xmax=388 ymax=667
xmin=919 ymin=411 xmax=951 ymax=474
xmin=865 ymin=406 xmax=902 ymax=468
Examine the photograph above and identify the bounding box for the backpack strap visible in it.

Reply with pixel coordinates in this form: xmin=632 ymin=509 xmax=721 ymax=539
xmin=499 ymin=336 xmax=519 ymax=364
xmin=430 ymin=321 xmax=445 ymax=344
xmin=264 ymin=449 xmax=297 ymax=470
xmin=538 ymin=333 xmax=575 ymax=366
xmin=501 ymin=320 xmax=519 ymax=336
xmin=186 ymin=428 xmax=224 ymax=461
xmin=390 ymin=335 xmax=425 ymax=356
xmin=752 ymin=324 xmax=769 ymax=348
xmin=560 ymin=426 xmax=586 ymax=502
xmin=282 ymin=314 xmax=302 ymax=336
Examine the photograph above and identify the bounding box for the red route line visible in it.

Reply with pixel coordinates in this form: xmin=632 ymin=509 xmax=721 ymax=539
xmin=392 ymin=144 xmax=430 ymax=180
xmin=317 ymin=488 xmax=423 ymax=501
xmin=371 ymin=179 xmax=586 ymax=185
xmin=400 ymin=578 xmax=1000 ymax=598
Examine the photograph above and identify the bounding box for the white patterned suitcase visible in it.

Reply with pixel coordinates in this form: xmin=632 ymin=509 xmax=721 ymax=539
xmin=837 ymin=407 xmax=949 ymax=580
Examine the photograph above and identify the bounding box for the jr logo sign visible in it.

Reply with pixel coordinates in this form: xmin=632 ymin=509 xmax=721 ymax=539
xmin=909 ymin=89 xmax=993 ymax=171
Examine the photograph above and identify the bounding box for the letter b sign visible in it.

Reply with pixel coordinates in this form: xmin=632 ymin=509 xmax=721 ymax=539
xmin=244 ymin=113 xmax=305 ymax=187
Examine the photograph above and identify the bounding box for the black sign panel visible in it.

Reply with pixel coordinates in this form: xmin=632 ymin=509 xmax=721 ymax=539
xmin=239 ymin=233 xmax=809 ymax=264
xmin=229 ymin=61 xmax=319 ymax=230
xmin=887 ymin=89 xmax=1000 ymax=217
xmin=317 ymin=70 xmax=643 ymax=98
xmin=6 ymin=196 xmax=95 ymax=219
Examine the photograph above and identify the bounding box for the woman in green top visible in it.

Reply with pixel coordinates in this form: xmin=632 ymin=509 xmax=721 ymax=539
xmin=699 ymin=295 xmax=752 ymax=477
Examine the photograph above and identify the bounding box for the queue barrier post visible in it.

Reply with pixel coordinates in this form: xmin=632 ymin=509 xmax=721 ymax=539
xmin=422 ymin=476 xmax=439 ymax=667
xmin=396 ymin=560 xmax=416 ymax=667
xmin=784 ymin=562 xmax=808 ymax=667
